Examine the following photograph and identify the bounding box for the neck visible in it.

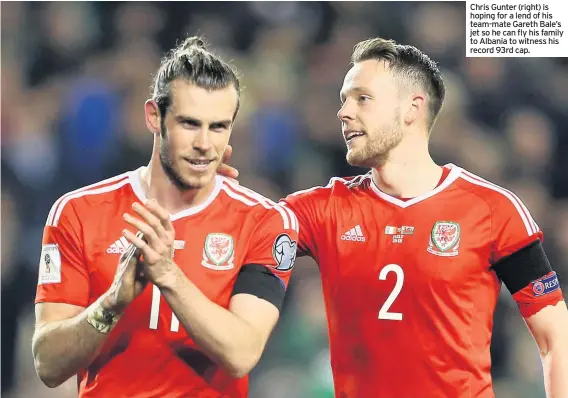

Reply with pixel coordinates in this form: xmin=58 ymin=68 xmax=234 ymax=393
xmin=139 ymin=156 xmax=217 ymax=214
xmin=371 ymin=131 xmax=442 ymax=199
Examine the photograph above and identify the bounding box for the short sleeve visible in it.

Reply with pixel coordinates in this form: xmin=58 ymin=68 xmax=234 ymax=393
xmin=242 ymin=205 xmax=300 ymax=289
xmin=35 ymin=199 xmax=90 ymax=307
xmin=488 ymin=191 xmax=564 ymax=317
xmin=490 ymin=192 xmax=543 ymax=264
xmin=279 ymin=184 xmax=331 ymax=259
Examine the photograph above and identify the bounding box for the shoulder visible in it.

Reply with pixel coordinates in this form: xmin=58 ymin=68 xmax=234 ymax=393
xmin=456 ymin=167 xmax=529 ymax=209
xmin=455 ymin=167 xmax=539 ymax=233
xmin=45 ymin=171 xmax=133 ymax=227
xmin=285 ymin=173 xmax=371 ymax=203
xmin=218 ymin=177 xmax=298 ymax=232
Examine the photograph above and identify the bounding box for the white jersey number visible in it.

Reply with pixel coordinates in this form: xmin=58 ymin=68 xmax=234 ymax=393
xmin=149 ymin=240 xmax=185 ymax=332
xmin=378 ymin=263 xmax=404 ymax=321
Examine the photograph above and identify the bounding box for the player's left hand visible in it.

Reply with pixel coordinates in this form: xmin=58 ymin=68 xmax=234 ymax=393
xmin=122 ymin=199 xmax=178 ymax=288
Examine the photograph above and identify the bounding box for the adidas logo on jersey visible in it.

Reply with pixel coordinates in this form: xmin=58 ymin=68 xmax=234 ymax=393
xmin=107 ymin=237 xmax=129 ymax=254
xmin=341 ymin=225 xmax=366 ymax=242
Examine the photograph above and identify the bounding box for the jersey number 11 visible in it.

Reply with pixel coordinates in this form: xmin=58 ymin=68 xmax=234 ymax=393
xmin=148 ymin=240 xmax=186 ymax=332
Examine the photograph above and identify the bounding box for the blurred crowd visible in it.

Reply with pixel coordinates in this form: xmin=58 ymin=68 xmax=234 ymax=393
xmin=2 ymin=2 xmax=567 ymax=397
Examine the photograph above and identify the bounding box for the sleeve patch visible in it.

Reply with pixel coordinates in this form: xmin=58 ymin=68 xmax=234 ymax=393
xmin=531 ymin=272 xmax=560 ymax=297
xmin=38 ymin=244 xmax=62 ymax=285
xmin=272 ymin=233 xmax=297 ymax=271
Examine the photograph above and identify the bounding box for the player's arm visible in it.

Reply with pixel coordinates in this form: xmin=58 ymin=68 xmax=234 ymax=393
xmin=123 ymin=200 xmax=298 ymax=378
xmin=34 ymin=299 xmax=117 ymax=388
xmin=490 ymin=195 xmax=567 ymax=397
xmin=33 ymin=202 xmax=144 ymax=388
xmin=525 ymin=300 xmax=568 ymax=398
xmin=33 ymin=201 xmax=108 ymax=388
xmin=492 ymin=241 xmax=568 ymax=398
xmin=158 ymin=271 xmax=284 ymax=378
xmin=279 ymin=182 xmax=332 ymax=259
xmin=216 ymin=146 xmax=328 ymax=259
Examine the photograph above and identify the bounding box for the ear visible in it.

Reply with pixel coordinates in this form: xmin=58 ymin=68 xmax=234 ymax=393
xmin=144 ymin=99 xmax=161 ymax=135
xmin=404 ymin=93 xmax=426 ymax=126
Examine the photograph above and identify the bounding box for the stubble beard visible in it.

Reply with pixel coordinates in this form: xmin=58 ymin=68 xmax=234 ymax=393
xmin=346 ymin=120 xmax=403 ymax=168
xmin=159 ymin=125 xmax=203 ymax=191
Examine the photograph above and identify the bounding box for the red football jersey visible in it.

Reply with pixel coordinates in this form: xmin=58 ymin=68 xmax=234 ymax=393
xmin=282 ymin=164 xmax=551 ymax=398
xmin=36 ymin=168 xmax=299 ymax=398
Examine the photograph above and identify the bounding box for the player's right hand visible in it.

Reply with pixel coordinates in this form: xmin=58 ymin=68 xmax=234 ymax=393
xmin=217 ymin=144 xmax=240 ymax=182
xmin=102 ymin=234 xmax=148 ymax=313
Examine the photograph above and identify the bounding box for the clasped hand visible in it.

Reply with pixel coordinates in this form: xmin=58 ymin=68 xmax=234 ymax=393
xmin=122 ymin=199 xmax=178 ymax=288
xmin=105 ymin=144 xmax=238 ymax=313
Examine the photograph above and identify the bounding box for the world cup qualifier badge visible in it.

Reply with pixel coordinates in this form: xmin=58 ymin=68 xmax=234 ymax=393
xmin=272 ymin=233 xmax=297 ymax=271
xmin=427 ymin=221 xmax=460 ymax=257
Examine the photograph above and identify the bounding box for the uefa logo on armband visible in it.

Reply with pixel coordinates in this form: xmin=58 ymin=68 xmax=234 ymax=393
xmin=531 ymin=272 xmax=560 ymax=297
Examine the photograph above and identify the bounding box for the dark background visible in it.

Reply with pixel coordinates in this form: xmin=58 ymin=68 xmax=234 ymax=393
xmin=2 ymin=2 xmax=567 ymax=397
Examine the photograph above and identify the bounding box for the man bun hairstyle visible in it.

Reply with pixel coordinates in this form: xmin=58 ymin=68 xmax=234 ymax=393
xmin=179 ymin=36 xmax=206 ymax=51
xmin=151 ymin=35 xmax=241 ymax=120
xmin=352 ymin=37 xmax=446 ymax=130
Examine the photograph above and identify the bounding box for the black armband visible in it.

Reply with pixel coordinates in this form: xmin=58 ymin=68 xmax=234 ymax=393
xmin=232 ymin=264 xmax=286 ymax=311
xmin=491 ymin=240 xmax=552 ymax=294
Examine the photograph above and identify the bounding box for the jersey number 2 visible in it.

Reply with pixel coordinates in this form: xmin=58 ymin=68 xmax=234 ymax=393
xmin=149 ymin=240 xmax=185 ymax=332
xmin=378 ymin=263 xmax=404 ymax=321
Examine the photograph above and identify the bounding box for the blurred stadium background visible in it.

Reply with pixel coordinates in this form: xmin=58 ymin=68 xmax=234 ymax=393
xmin=2 ymin=2 xmax=567 ymax=397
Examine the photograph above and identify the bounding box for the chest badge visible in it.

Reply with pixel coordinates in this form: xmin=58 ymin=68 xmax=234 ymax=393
xmin=427 ymin=221 xmax=460 ymax=257
xmin=202 ymin=233 xmax=235 ymax=270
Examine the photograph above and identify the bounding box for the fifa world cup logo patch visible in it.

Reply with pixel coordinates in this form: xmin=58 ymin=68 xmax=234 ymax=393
xmin=427 ymin=221 xmax=460 ymax=257
xmin=44 ymin=253 xmax=51 ymax=273
xmin=38 ymin=243 xmax=62 ymax=285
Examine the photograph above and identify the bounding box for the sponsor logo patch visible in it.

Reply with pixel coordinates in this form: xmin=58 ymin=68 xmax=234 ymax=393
xmin=341 ymin=225 xmax=366 ymax=242
xmin=532 ymin=272 xmax=560 ymax=297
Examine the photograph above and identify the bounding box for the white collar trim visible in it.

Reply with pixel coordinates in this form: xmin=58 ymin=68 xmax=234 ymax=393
xmin=127 ymin=167 xmax=222 ymax=220
xmin=369 ymin=164 xmax=462 ymax=208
